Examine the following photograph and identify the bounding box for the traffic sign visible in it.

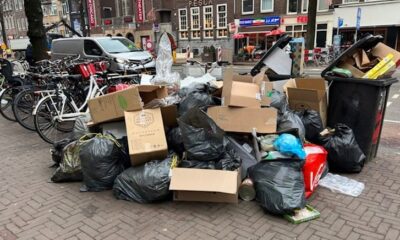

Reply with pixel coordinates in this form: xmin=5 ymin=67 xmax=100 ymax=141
xmin=338 ymin=18 xmax=344 ymax=28
xmin=145 ymin=40 xmax=153 ymax=51
xmin=356 ymin=7 xmax=361 ymax=31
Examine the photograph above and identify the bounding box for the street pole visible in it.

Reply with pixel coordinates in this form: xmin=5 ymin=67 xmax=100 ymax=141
xmin=336 ymin=18 xmax=339 ymax=36
xmin=0 ymin=4 xmax=8 ymax=48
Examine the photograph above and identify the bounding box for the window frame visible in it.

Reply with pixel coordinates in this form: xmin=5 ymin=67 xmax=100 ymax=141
xmin=190 ymin=7 xmax=200 ymax=30
xmin=301 ymin=0 xmax=308 ymax=13
xmin=178 ymin=8 xmax=188 ymax=40
xmin=260 ymin=0 xmax=274 ymax=13
xmin=342 ymin=0 xmax=359 ymax=4
xmin=287 ymin=0 xmax=298 ymax=15
xmin=84 ymin=40 xmax=103 ymax=57
xmin=203 ymin=5 xmax=213 ymax=39
xmin=317 ymin=0 xmax=329 ymax=12
xmin=242 ymin=0 xmax=254 ymax=15
xmin=216 ymin=4 xmax=227 ymax=29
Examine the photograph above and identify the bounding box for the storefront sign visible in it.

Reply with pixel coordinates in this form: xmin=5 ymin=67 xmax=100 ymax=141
xmin=104 ymin=19 xmax=112 ymax=25
xmin=188 ymin=0 xmax=212 ymax=7
xmin=297 ymin=16 xmax=308 ymax=23
xmin=136 ymin=0 xmax=144 ymax=23
xmin=124 ymin=16 xmax=133 ymax=23
xmin=239 ymin=16 xmax=281 ymax=27
xmin=229 ymin=22 xmax=237 ymax=33
xmin=152 ymin=23 xmax=160 ymax=32
xmin=87 ymin=0 xmax=96 ymax=28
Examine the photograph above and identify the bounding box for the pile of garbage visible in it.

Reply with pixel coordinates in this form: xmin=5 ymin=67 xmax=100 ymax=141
xmin=48 ymin=33 xmax=400 ymax=223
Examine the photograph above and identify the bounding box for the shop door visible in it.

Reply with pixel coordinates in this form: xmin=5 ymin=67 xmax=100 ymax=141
xmin=141 ymin=36 xmax=150 ymax=50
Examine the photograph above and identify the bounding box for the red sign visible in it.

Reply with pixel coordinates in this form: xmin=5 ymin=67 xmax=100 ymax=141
xmin=87 ymin=0 xmax=96 ymax=28
xmin=136 ymin=0 xmax=144 ymax=23
xmin=124 ymin=16 xmax=133 ymax=23
xmin=297 ymin=16 xmax=308 ymax=23
xmin=104 ymin=19 xmax=112 ymax=25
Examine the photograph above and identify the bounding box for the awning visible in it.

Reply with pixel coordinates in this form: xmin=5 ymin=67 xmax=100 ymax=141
xmin=233 ymin=33 xmax=245 ymax=39
xmin=238 ymin=25 xmax=277 ymax=33
xmin=265 ymin=29 xmax=285 ymax=36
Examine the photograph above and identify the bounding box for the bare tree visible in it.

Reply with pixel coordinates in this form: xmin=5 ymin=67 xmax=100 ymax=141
xmin=24 ymin=0 xmax=49 ymax=61
xmin=305 ymin=0 xmax=317 ymax=50
xmin=0 ymin=0 xmax=9 ymax=47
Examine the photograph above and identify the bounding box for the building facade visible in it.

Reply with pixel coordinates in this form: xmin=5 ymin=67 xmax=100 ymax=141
xmin=333 ymin=0 xmax=400 ymax=51
xmin=3 ymin=0 xmax=28 ymax=39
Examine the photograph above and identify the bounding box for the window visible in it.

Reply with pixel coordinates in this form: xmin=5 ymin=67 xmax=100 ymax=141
xmin=84 ymin=40 xmax=103 ymax=56
xmin=343 ymin=0 xmax=359 ymax=3
xmin=14 ymin=0 xmax=19 ymax=11
xmin=261 ymin=0 xmax=273 ymax=13
xmin=316 ymin=23 xmax=327 ymax=47
xmin=51 ymin=1 xmax=58 ymax=15
xmin=62 ymin=2 xmax=70 ymax=15
xmin=19 ymin=0 xmax=24 ymax=9
xmin=217 ymin=4 xmax=228 ymax=38
xmin=242 ymin=0 xmax=254 ymax=14
xmin=318 ymin=0 xmax=329 ymax=11
xmin=287 ymin=0 xmax=298 ymax=14
xmin=97 ymin=38 xmax=139 ymax=53
xmin=285 ymin=24 xmax=307 ymax=38
xmin=121 ymin=0 xmax=130 ymax=16
xmin=178 ymin=8 xmax=188 ymax=39
xmin=190 ymin=7 xmax=200 ymax=39
xmin=203 ymin=6 xmax=213 ymax=39
xmin=302 ymin=0 xmax=308 ymax=13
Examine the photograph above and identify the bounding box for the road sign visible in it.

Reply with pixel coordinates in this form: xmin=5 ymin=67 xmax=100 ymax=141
xmin=338 ymin=18 xmax=344 ymax=28
xmin=356 ymin=7 xmax=362 ymax=31
xmin=145 ymin=40 xmax=154 ymax=51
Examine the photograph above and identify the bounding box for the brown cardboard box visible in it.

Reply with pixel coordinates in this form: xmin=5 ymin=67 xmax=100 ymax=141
xmin=137 ymin=85 xmax=168 ymax=104
xmin=169 ymin=168 xmax=240 ymax=203
xmin=124 ymin=108 xmax=168 ymax=166
xmin=372 ymin=43 xmax=400 ymax=67
xmin=284 ymin=78 xmax=328 ymax=127
xmin=207 ymin=106 xmax=277 ymax=134
xmin=88 ymin=87 xmax=142 ymax=124
xmin=338 ymin=58 xmax=365 ymax=78
xmin=353 ymin=49 xmax=370 ymax=69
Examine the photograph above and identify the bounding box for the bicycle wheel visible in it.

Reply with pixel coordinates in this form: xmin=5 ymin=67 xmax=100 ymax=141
xmin=0 ymin=87 xmax=19 ymax=121
xmin=13 ymin=89 xmax=38 ymax=131
xmin=34 ymin=96 xmax=75 ymax=144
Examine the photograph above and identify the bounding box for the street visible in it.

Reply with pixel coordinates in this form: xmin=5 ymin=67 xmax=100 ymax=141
xmin=0 ymin=68 xmax=399 ymax=240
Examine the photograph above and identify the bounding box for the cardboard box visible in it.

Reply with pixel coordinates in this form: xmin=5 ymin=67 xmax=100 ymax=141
xmin=371 ymin=43 xmax=400 ymax=67
xmin=124 ymin=108 xmax=168 ymax=166
xmin=353 ymin=49 xmax=370 ymax=69
xmin=101 ymin=121 xmax=127 ymax=139
xmin=137 ymin=85 xmax=168 ymax=104
xmin=160 ymin=104 xmax=178 ymax=128
xmin=169 ymin=168 xmax=240 ymax=203
xmin=262 ymin=47 xmax=292 ymax=75
xmin=284 ymin=78 xmax=328 ymax=127
xmin=207 ymin=106 xmax=277 ymax=134
xmin=88 ymin=87 xmax=142 ymax=124
xmin=338 ymin=59 xmax=365 ymax=78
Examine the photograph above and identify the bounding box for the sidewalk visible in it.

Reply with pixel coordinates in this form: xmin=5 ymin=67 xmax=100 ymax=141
xmin=0 ymin=115 xmax=399 ymax=239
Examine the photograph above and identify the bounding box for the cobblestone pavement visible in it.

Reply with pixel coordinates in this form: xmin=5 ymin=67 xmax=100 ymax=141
xmin=0 ymin=93 xmax=400 ymax=240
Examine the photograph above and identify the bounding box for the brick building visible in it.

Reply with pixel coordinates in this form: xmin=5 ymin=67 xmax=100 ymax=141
xmin=2 ymin=0 xmax=28 ymax=39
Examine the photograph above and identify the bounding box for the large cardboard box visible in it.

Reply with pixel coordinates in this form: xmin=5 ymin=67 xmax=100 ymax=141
xmin=284 ymin=78 xmax=328 ymax=126
xmin=222 ymin=68 xmax=273 ymax=108
xmin=169 ymin=168 xmax=240 ymax=203
xmin=88 ymin=87 xmax=142 ymax=124
xmin=207 ymin=106 xmax=277 ymax=134
xmin=137 ymin=85 xmax=168 ymax=104
xmin=124 ymin=108 xmax=168 ymax=166
xmin=371 ymin=42 xmax=400 ymax=67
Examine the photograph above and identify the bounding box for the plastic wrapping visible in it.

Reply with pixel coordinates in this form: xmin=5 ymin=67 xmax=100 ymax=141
xmin=72 ymin=116 xmax=89 ymax=140
xmin=79 ymin=134 xmax=125 ymax=192
xmin=249 ymin=159 xmax=306 ymax=215
xmin=320 ymin=124 xmax=366 ymax=173
xmin=180 ymin=73 xmax=217 ymax=89
xmin=178 ymin=84 xmax=217 ymax=116
xmin=319 ymin=173 xmax=364 ymax=197
xmin=296 ymin=110 xmax=323 ymax=143
xmin=273 ymin=133 xmax=306 ymax=159
xmin=51 ymin=138 xmax=74 ymax=165
xmin=113 ymin=157 xmax=173 ymax=203
xmin=151 ymin=33 xmax=181 ymax=87
xmin=51 ymin=141 xmax=83 ymax=183
xmin=270 ymin=90 xmax=287 ymax=113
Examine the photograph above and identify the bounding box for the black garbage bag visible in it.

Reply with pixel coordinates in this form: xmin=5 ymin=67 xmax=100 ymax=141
xmin=178 ymin=84 xmax=217 ymax=116
xmin=51 ymin=138 xmax=74 ymax=165
xmin=113 ymin=156 xmax=173 ymax=203
xmin=72 ymin=116 xmax=89 ymax=140
xmin=277 ymin=108 xmax=306 ymax=141
xmin=321 ymin=124 xmax=365 ymax=173
xmin=117 ymin=136 xmax=132 ymax=169
xmin=166 ymin=127 xmax=185 ymax=156
xmin=180 ymin=160 xmax=216 ymax=169
xmin=178 ymin=108 xmax=225 ymax=161
xmin=51 ymin=141 xmax=83 ymax=182
xmin=249 ymin=160 xmax=306 ymax=215
xmin=296 ymin=109 xmax=323 ymax=143
xmin=270 ymin=90 xmax=287 ymax=113
xmin=79 ymin=134 xmax=125 ymax=192
xmin=215 ymin=140 xmax=242 ymax=171
xmin=227 ymin=136 xmax=257 ymax=180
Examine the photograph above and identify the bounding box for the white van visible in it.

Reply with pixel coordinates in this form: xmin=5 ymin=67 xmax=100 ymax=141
xmin=51 ymin=37 xmax=156 ymax=73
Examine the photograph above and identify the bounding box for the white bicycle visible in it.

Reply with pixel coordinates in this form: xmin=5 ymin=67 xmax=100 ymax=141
xmin=33 ymin=61 xmax=107 ymax=144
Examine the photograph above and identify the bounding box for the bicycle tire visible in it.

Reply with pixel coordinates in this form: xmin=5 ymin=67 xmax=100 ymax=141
xmin=0 ymin=87 xmax=18 ymax=121
xmin=13 ymin=89 xmax=37 ymax=131
xmin=34 ymin=96 xmax=75 ymax=144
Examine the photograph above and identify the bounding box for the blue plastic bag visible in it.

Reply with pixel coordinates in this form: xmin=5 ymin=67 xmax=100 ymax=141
xmin=273 ymin=134 xmax=306 ymax=159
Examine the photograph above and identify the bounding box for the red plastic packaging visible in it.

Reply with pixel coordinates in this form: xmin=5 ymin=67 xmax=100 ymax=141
xmin=303 ymin=144 xmax=328 ymax=198
xmin=107 ymin=84 xmax=130 ymax=93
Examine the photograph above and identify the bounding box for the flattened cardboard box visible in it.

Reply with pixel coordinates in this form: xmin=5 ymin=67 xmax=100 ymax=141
xmin=88 ymin=87 xmax=142 ymax=124
xmin=169 ymin=168 xmax=240 ymax=203
xmin=137 ymin=85 xmax=169 ymax=104
xmin=207 ymin=106 xmax=277 ymax=134
xmin=124 ymin=108 xmax=168 ymax=166
xmin=284 ymin=78 xmax=328 ymax=127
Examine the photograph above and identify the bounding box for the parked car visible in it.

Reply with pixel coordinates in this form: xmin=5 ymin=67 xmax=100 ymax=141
xmin=51 ymin=37 xmax=156 ymax=73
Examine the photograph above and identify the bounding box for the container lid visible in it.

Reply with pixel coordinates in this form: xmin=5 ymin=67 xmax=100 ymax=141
xmin=321 ymin=34 xmax=399 ymax=86
xmin=250 ymin=34 xmax=292 ymax=78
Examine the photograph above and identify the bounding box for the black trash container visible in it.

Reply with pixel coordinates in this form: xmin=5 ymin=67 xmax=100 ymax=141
xmin=322 ymin=34 xmax=399 ymax=161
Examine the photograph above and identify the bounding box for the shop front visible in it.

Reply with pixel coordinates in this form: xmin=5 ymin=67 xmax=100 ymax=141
xmin=234 ymin=16 xmax=281 ymax=62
